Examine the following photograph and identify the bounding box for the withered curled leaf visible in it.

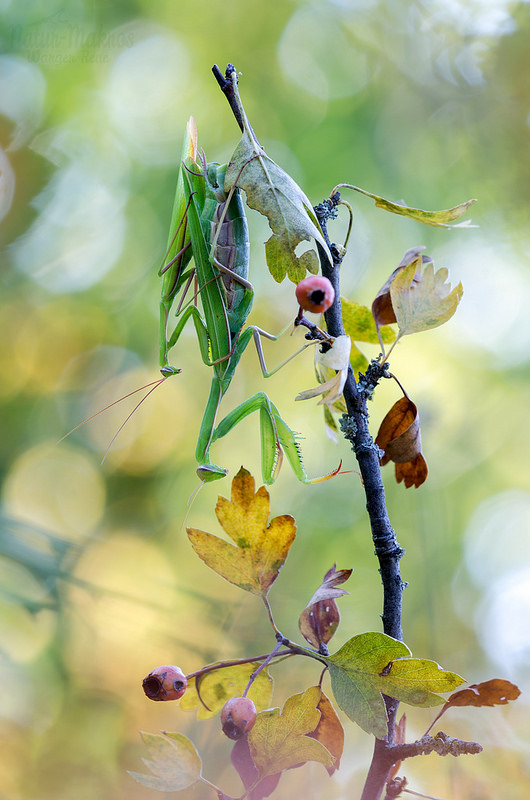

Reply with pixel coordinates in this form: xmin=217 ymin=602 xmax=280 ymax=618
xmin=375 ymin=397 xmax=428 ymax=488
xmin=395 ymin=455 xmax=428 ymax=489
xmin=443 ymin=679 xmax=521 ymax=710
xmin=299 ymin=565 xmax=353 ymax=649
xmin=307 ymin=691 xmax=344 ymax=775
xmin=425 ymin=678 xmax=521 ymax=735
xmin=299 ymin=601 xmax=340 ymax=651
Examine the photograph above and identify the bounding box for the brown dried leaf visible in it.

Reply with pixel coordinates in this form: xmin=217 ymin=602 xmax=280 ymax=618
xmin=444 ymin=679 xmax=521 ymax=710
xmin=299 ymin=600 xmax=340 ymax=650
xmin=307 ymin=691 xmax=344 ymax=775
xmin=372 ymin=248 xmax=431 ymax=327
xmin=299 ymin=565 xmax=353 ymax=649
xmin=376 ymin=397 xmax=422 ymax=463
xmin=376 ymin=398 xmax=428 ymax=488
xmin=305 ymin=564 xmax=353 ymax=607
xmin=395 ymin=454 xmax=429 ymax=489
xmin=426 ymin=678 xmax=521 ymax=735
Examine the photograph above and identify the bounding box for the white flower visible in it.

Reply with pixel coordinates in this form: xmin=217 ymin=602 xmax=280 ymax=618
xmin=295 ymin=335 xmax=351 ymax=408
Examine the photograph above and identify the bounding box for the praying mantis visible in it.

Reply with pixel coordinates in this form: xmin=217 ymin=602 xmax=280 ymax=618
xmin=157 ymin=115 xmax=337 ymax=485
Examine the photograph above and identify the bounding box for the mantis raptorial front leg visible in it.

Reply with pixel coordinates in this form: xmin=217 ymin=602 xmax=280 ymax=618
xmin=194 ymin=327 xmax=326 ymax=485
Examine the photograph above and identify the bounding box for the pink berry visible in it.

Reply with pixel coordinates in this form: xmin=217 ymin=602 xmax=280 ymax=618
xmin=142 ymin=665 xmax=187 ymax=701
xmin=221 ymin=697 xmax=257 ymax=740
xmin=295 ymin=276 xmax=335 ymax=313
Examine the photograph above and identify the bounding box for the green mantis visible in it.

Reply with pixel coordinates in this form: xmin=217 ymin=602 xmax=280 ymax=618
xmin=158 ymin=117 xmax=335 ymax=484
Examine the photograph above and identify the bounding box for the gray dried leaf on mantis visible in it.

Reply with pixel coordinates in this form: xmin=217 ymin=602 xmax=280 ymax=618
xmin=223 ymin=66 xmax=332 ymax=284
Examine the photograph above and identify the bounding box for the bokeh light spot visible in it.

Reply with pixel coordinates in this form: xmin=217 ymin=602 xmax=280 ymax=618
xmin=104 ymin=26 xmax=191 ymax=164
xmin=3 ymin=444 xmax=105 ymax=540
xmin=0 ymin=55 xmax=46 ymax=149
xmin=278 ymin=6 xmax=371 ymax=100
xmin=11 ymin=160 xmax=127 ymax=293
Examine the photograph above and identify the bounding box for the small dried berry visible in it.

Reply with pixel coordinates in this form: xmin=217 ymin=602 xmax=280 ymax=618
xmin=142 ymin=665 xmax=187 ymax=701
xmin=221 ymin=696 xmax=257 ymax=740
xmin=295 ymin=276 xmax=335 ymax=313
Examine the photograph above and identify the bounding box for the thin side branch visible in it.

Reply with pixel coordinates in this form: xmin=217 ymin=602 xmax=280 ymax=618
xmin=388 ymin=731 xmax=483 ymax=762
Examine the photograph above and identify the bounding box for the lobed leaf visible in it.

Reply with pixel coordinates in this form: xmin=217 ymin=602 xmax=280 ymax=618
xmin=248 ymin=686 xmax=335 ymax=779
xmin=372 ymin=247 xmax=430 ymax=328
xmin=187 ymin=468 xmax=296 ymax=597
xmin=390 ymin=259 xmax=463 ymax=337
xmin=381 ymin=658 xmax=465 ymax=706
xmin=327 ymin=632 xmax=410 ymax=738
xmin=299 ymin=565 xmax=353 ymax=649
xmin=128 ymin=731 xmax=201 ymax=792
xmin=326 ymin=633 xmax=464 ymax=738
xmin=299 ymin=600 xmax=340 ymax=650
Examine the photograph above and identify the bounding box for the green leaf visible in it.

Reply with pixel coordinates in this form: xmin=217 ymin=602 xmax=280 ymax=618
xmin=248 ymin=686 xmax=335 ymax=779
xmin=179 ymin=661 xmax=273 ymax=720
xmin=380 ymin=658 xmax=465 ymax=706
xmin=326 ymin=633 xmax=465 ymax=738
xmin=187 ymin=468 xmax=296 ymax=597
xmin=390 ymin=259 xmax=463 ymax=336
xmin=225 ymin=130 xmax=332 ymax=283
xmin=128 ymin=732 xmax=201 ymax=792
xmin=340 ymin=185 xmax=477 ymax=228
xmin=327 ymin=632 xmax=410 ymax=738
xmin=341 ymin=299 xmax=395 ymax=344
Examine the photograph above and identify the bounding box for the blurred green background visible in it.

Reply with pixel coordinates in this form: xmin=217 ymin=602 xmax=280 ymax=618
xmin=1 ymin=0 xmax=529 ymax=797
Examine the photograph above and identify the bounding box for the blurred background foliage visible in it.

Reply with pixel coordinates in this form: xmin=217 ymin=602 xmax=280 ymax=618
xmin=0 ymin=0 xmax=529 ymax=797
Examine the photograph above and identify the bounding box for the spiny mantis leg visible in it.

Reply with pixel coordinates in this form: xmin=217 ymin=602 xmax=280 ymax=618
xmin=206 ymin=390 xmax=331 ymax=486
xmin=194 ymin=324 xmax=325 ymax=483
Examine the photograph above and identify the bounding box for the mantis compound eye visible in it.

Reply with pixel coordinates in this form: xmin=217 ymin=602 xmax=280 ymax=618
xmin=295 ymin=276 xmax=335 ymax=313
xmin=142 ymin=665 xmax=188 ymax=701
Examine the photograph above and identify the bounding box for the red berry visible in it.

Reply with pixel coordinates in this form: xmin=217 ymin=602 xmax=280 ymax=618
xmin=221 ymin=697 xmax=257 ymax=740
xmin=142 ymin=665 xmax=187 ymax=701
xmin=295 ymin=276 xmax=335 ymax=313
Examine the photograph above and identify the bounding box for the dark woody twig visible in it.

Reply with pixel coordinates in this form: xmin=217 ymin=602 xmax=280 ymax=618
xmin=315 ymin=196 xmax=406 ymax=800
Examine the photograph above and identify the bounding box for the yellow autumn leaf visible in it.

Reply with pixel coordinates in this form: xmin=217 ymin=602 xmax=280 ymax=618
xmin=187 ymin=467 xmax=296 ymax=597
xmin=248 ymin=686 xmax=335 ymax=780
xmin=390 ymin=259 xmax=463 ymax=336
